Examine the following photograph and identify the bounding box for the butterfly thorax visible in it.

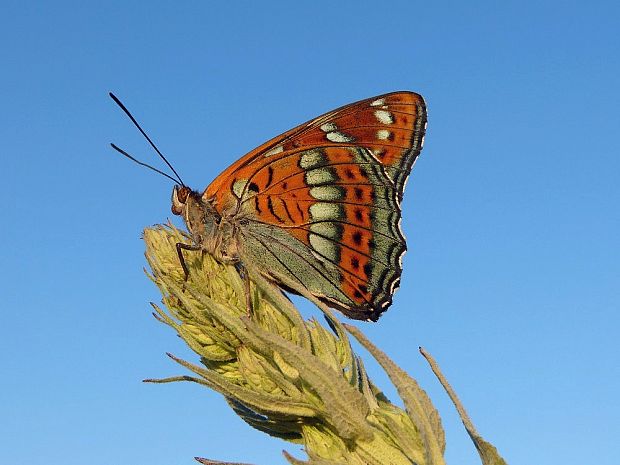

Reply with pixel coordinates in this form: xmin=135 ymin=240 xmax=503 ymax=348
xmin=171 ymin=186 xmax=240 ymax=264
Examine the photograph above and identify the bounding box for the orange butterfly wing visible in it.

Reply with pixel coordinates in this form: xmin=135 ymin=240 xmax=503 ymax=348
xmin=204 ymin=92 xmax=427 ymax=320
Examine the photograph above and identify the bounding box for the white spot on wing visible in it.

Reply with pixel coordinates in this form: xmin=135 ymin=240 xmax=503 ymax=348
xmin=264 ymin=145 xmax=284 ymax=157
xmin=389 ymin=277 xmax=401 ymax=293
xmin=398 ymin=248 xmax=405 ymax=268
xmin=374 ymin=110 xmax=393 ymax=125
xmin=306 ymin=167 xmax=336 ymax=185
xmin=309 ymin=233 xmax=339 ymax=262
xmin=376 ymin=129 xmax=391 ymax=140
xmin=310 ymin=185 xmax=344 ymax=201
xmin=232 ymin=179 xmax=248 ymax=199
xmin=399 ymin=173 xmax=411 ymax=199
xmin=310 ymin=222 xmax=340 ymax=239
xmin=320 ymin=122 xmax=337 ymax=132
xmin=326 ymin=131 xmax=354 ymax=143
xmin=397 ymin=216 xmax=404 ymax=238
xmin=418 ymin=121 xmax=428 ymax=148
xmin=371 ymin=98 xmax=386 ymax=107
xmin=309 ymin=202 xmax=342 ymax=221
xmin=299 ymin=149 xmax=324 ymax=169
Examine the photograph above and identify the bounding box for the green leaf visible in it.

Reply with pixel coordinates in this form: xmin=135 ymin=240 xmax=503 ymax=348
xmin=345 ymin=324 xmax=445 ymax=465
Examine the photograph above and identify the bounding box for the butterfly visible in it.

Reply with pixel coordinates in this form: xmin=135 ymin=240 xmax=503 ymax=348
xmin=112 ymin=91 xmax=427 ymax=321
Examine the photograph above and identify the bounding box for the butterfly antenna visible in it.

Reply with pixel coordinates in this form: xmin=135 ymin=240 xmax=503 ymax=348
xmin=109 ymin=92 xmax=185 ymax=186
xmin=110 ymin=143 xmax=181 ymax=184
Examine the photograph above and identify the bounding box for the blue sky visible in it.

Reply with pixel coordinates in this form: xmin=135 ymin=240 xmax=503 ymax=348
xmin=1 ymin=1 xmax=618 ymax=464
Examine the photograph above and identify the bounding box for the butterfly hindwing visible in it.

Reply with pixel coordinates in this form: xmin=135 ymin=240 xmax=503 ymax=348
xmin=239 ymin=146 xmax=405 ymax=320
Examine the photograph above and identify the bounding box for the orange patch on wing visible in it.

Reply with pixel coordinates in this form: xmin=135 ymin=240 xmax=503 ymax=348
xmin=344 ymin=184 xmax=374 ymax=205
xmin=390 ymin=112 xmax=414 ymax=127
xmin=322 ymin=146 xmax=357 ymax=163
xmin=270 ymin=173 xmax=307 ymax=196
xmin=369 ymin=145 xmax=403 ymax=167
xmin=344 ymin=204 xmax=373 ymax=228
xmin=333 ymin=164 xmax=370 ymax=183
xmin=340 ymin=223 xmax=373 ymax=257
xmin=339 ymin=247 xmax=371 ymax=281
xmin=340 ymin=273 xmax=372 ymax=305
xmin=383 ymin=93 xmax=421 ymax=106
xmin=385 ymin=127 xmax=414 ymax=148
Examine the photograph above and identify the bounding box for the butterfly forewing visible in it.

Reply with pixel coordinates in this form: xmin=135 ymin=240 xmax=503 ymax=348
xmin=205 ymin=92 xmax=426 ymax=206
xmin=204 ymin=91 xmax=427 ymax=320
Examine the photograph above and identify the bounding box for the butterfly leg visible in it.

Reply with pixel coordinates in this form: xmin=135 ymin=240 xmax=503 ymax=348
xmin=176 ymin=242 xmax=201 ymax=280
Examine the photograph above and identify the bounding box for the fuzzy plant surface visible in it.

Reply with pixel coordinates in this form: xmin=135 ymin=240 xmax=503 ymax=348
xmin=143 ymin=224 xmax=507 ymax=465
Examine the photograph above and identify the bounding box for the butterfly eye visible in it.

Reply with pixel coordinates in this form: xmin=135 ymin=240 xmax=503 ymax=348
xmin=171 ymin=185 xmax=191 ymax=215
xmin=177 ymin=186 xmax=190 ymax=202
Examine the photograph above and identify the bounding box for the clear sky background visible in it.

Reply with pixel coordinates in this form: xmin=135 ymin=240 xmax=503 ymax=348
xmin=1 ymin=1 xmax=618 ymax=464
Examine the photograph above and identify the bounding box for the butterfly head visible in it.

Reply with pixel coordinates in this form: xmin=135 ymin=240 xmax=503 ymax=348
xmin=171 ymin=185 xmax=223 ymax=250
xmin=171 ymin=185 xmax=192 ymax=216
